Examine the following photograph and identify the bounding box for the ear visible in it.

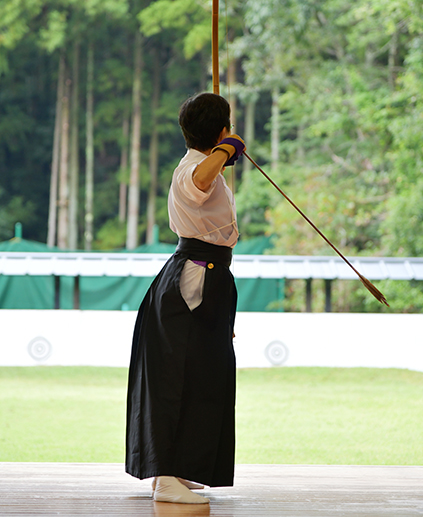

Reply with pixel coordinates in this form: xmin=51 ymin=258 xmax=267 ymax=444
xmin=217 ymin=126 xmax=229 ymax=143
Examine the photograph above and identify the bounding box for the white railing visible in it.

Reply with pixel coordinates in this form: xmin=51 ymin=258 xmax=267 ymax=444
xmin=1 ymin=252 xmax=423 ymax=279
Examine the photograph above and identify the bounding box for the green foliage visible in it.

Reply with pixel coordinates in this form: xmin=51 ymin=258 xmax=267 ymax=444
xmin=0 ymin=189 xmax=37 ymax=241
xmin=235 ymin=0 xmax=423 ymax=311
xmin=235 ymin=167 xmax=272 ymax=239
xmin=0 ymin=0 xmax=43 ymax=50
xmin=139 ymin=0 xmax=210 ymax=58
xmin=93 ymin=217 xmax=127 ymax=250
xmin=38 ymin=10 xmax=68 ymax=53
xmin=382 ymin=180 xmax=423 ymax=256
xmin=359 ymin=279 xmax=423 ymax=313
xmin=1 ymin=0 xmax=423 ymax=312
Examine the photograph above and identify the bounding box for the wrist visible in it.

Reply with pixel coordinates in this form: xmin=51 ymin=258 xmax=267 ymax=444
xmin=211 ymin=144 xmax=234 ymax=159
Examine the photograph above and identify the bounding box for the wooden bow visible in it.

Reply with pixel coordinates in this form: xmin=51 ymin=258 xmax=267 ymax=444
xmin=212 ymin=0 xmax=220 ymax=95
xmin=210 ymin=2 xmax=389 ymax=307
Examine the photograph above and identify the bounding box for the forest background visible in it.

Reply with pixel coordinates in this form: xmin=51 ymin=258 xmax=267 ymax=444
xmin=0 ymin=0 xmax=423 ymax=313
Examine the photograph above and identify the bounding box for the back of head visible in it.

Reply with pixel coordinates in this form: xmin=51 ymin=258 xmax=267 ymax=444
xmin=179 ymin=93 xmax=231 ymax=152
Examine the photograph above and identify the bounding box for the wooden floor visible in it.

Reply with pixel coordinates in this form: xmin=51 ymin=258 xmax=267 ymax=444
xmin=1 ymin=463 xmax=422 ymax=516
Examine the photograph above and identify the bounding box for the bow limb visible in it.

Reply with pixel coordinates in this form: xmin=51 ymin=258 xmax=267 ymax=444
xmin=212 ymin=0 xmax=220 ymax=94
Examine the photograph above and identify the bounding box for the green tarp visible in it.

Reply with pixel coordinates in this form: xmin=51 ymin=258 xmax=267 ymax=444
xmin=0 ymin=237 xmax=59 ymax=309
xmin=0 ymin=236 xmax=284 ymax=311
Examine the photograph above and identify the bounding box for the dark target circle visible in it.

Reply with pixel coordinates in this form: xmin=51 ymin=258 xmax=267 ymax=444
xmin=265 ymin=340 xmax=289 ymax=366
xmin=27 ymin=337 xmax=52 ymax=361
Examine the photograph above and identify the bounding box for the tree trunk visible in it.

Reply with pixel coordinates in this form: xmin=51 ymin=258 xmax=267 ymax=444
xmin=47 ymin=53 xmax=65 ymax=247
xmin=271 ymin=86 xmax=280 ymax=172
xmin=389 ymin=30 xmax=399 ymax=90
xmin=242 ymin=97 xmax=256 ymax=175
xmin=118 ymin=115 xmax=129 ymax=223
xmin=126 ymin=31 xmax=143 ymax=250
xmin=146 ymin=48 xmax=160 ymax=244
xmin=85 ymin=42 xmax=94 ymax=251
xmin=227 ymin=57 xmax=237 ymax=130
xmin=69 ymin=40 xmax=80 ymax=250
xmin=227 ymin=56 xmax=237 ymax=192
xmin=57 ymin=60 xmax=70 ymax=249
xmin=199 ymin=51 xmax=207 ymax=91
xmin=297 ymin=121 xmax=306 ymax=164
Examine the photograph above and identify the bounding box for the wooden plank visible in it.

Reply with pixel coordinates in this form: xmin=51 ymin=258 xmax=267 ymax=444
xmin=0 ymin=463 xmax=422 ymax=515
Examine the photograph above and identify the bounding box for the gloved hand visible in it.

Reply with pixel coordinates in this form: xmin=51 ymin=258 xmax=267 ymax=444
xmin=212 ymin=134 xmax=245 ymax=166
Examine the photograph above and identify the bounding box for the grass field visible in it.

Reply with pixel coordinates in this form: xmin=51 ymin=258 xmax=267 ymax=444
xmin=0 ymin=366 xmax=422 ymax=465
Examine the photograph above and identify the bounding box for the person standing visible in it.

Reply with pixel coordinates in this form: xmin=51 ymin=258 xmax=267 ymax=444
xmin=126 ymin=92 xmax=245 ymax=504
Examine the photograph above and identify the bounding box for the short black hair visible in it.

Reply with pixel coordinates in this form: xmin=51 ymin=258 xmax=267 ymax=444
xmin=178 ymin=93 xmax=231 ymax=151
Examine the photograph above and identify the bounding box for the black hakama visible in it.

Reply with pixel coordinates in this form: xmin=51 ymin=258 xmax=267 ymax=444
xmin=126 ymin=237 xmax=237 ymax=487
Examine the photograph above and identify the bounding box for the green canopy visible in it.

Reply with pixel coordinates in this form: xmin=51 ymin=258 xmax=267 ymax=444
xmin=0 ymin=237 xmax=59 ymax=252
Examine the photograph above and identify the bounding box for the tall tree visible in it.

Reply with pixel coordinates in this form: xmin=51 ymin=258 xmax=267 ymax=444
xmin=146 ymin=46 xmax=161 ymax=244
xmin=57 ymin=63 xmax=70 ymax=249
xmin=69 ymin=39 xmax=80 ymax=249
xmin=47 ymin=53 xmax=65 ymax=247
xmin=241 ymin=93 xmax=257 ymax=175
xmin=270 ymin=86 xmax=280 ymax=172
xmin=118 ymin=115 xmax=130 ymax=223
xmin=126 ymin=30 xmax=143 ymax=250
xmin=85 ymin=41 xmax=94 ymax=251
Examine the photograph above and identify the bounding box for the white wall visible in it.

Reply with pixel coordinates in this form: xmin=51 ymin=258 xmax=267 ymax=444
xmin=0 ymin=310 xmax=422 ymax=372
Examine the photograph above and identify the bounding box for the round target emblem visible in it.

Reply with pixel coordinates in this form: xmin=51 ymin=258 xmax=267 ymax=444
xmin=265 ymin=340 xmax=289 ymax=366
xmin=27 ymin=337 xmax=52 ymax=361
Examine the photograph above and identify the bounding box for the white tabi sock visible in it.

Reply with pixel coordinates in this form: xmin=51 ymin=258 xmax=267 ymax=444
xmin=177 ymin=478 xmax=205 ymax=490
xmin=153 ymin=476 xmax=209 ymax=504
xmin=152 ymin=477 xmax=205 ymax=492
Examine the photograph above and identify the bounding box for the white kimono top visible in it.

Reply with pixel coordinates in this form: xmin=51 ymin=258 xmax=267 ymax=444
xmin=168 ymin=149 xmax=239 ymax=249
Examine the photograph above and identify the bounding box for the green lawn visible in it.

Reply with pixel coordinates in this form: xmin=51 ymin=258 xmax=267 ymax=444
xmin=0 ymin=366 xmax=422 ymax=465
xmin=236 ymin=368 xmax=423 ymax=465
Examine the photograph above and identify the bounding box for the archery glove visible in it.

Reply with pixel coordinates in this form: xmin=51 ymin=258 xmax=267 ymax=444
xmin=212 ymin=134 xmax=245 ymax=166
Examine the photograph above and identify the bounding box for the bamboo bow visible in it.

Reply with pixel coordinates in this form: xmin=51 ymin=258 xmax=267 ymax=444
xmin=211 ymin=1 xmax=389 ymax=307
xmin=212 ymin=0 xmax=220 ymax=95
